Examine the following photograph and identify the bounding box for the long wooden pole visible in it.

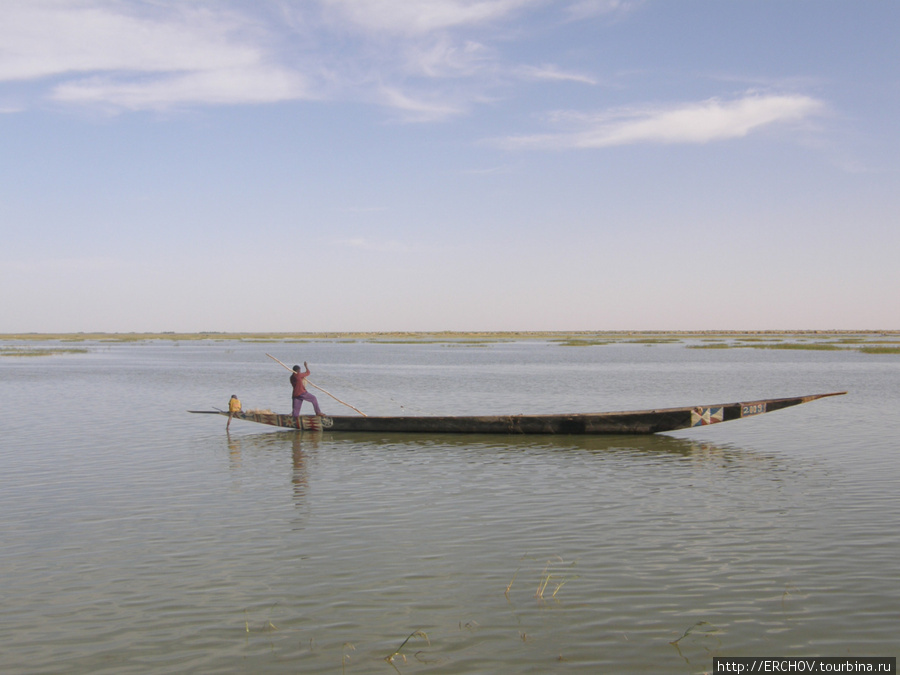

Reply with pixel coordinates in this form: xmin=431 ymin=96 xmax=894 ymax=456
xmin=266 ymin=353 xmax=367 ymax=417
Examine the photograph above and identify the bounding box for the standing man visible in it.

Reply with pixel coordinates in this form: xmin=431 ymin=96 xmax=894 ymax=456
xmin=291 ymin=361 xmax=324 ymax=418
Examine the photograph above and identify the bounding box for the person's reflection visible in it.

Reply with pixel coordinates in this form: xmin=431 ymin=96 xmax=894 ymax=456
xmin=292 ymin=433 xmax=308 ymax=498
xmin=224 ymin=429 xmax=319 ymax=514
xmin=291 ymin=432 xmax=321 ymax=523
xmin=227 ymin=430 xmax=242 ymax=471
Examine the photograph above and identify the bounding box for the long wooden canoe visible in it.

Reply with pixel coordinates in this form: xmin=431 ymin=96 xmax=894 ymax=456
xmin=190 ymin=391 xmax=845 ymax=435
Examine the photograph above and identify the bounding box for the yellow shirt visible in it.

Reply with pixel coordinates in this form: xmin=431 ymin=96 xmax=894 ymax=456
xmin=228 ymin=397 xmax=242 ymax=413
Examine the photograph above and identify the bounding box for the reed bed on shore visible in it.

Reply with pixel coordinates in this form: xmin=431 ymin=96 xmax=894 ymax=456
xmin=3 ymin=331 xmax=897 ymax=358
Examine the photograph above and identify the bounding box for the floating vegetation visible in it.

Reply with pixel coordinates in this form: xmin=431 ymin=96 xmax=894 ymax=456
xmin=858 ymin=346 xmax=900 ymax=355
xmin=0 ymin=347 xmax=88 ymax=357
xmin=750 ymin=342 xmax=842 ymax=351
xmin=370 ymin=340 xmax=425 ymax=344
xmin=627 ymin=338 xmax=682 ymax=344
xmin=555 ymin=338 xmax=611 ymax=347
xmin=688 ymin=341 xmax=856 ymax=352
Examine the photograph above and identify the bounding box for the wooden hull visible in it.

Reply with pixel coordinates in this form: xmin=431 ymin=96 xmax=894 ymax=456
xmin=191 ymin=392 xmax=845 ymax=435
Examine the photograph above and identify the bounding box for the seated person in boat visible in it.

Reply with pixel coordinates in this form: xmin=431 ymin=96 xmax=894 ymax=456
xmin=227 ymin=394 xmax=241 ymax=429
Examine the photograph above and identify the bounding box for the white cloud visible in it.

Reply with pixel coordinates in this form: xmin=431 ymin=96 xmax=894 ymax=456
xmin=565 ymin=0 xmax=639 ymax=21
xmin=402 ymin=36 xmax=493 ymax=79
xmin=519 ymin=64 xmax=597 ymax=85
xmin=319 ymin=0 xmax=539 ymax=36
xmin=0 ymin=0 xmax=309 ymax=109
xmin=52 ymin=66 xmax=309 ymax=109
xmin=377 ymin=85 xmax=467 ymax=122
xmin=0 ymin=0 xmax=525 ymax=115
xmin=500 ymin=94 xmax=824 ymax=149
xmin=0 ymin=1 xmax=259 ymax=81
xmin=0 ymin=0 xmax=825 ymax=139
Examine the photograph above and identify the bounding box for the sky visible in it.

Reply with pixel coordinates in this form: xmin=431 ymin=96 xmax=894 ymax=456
xmin=1 ymin=0 xmax=898 ymax=333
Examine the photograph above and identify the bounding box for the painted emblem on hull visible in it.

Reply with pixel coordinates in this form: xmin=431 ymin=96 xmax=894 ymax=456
xmin=296 ymin=416 xmax=333 ymax=430
xmin=691 ymin=406 xmax=724 ymax=427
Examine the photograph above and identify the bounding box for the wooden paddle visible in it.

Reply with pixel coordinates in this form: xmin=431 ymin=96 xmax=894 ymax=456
xmin=266 ymin=353 xmax=367 ymax=417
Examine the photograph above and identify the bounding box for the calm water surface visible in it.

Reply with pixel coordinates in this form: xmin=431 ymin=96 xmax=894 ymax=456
xmin=1 ymin=339 xmax=898 ymax=673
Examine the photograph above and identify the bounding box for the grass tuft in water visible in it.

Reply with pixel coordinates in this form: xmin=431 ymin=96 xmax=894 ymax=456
xmin=341 ymin=642 xmax=355 ymax=674
xmin=385 ymin=629 xmax=430 ymax=672
xmin=535 ymin=558 xmax=579 ymax=599
xmin=669 ymin=620 xmax=722 ymax=666
xmin=781 ymin=583 xmax=805 ymax=610
xmin=506 ymin=555 xmax=579 ymax=601
xmin=505 ymin=568 xmax=519 ymax=598
xmin=669 ymin=620 xmax=714 ymax=645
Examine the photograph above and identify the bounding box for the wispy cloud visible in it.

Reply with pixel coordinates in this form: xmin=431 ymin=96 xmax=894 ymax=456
xmin=1 ymin=0 xmax=311 ymax=110
xmin=318 ymin=0 xmax=539 ymax=36
xmin=377 ymin=85 xmax=468 ymax=122
xmin=0 ymin=0 xmax=821 ymax=141
xmin=52 ymin=67 xmax=309 ymax=110
xmin=1 ymin=3 xmax=246 ymax=81
xmin=518 ymin=64 xmax=597 ymax=85
xmin=565 ymin=0 xmax=640 ymax=21
xmin=498 ymin=94 xmax=824 ymax=149
xmin=0 ymin=0 xmax=539 ymax=116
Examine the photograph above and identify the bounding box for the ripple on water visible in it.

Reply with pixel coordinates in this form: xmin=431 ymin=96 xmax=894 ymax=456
xmin=1 ymin=342 xmax=898 ymax=673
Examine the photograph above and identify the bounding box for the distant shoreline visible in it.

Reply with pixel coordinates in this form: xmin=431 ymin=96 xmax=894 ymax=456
xmin=4 ymin=330 xmax=899 ymax=356
xmin=2 ymin=330 xmax=898 ymax=342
